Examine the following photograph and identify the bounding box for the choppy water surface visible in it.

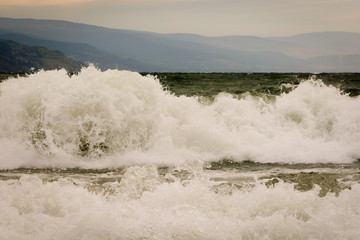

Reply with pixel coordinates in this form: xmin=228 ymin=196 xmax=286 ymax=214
xmin=0 ymin=68 xmax=360 ymax=239
xmin=152 ymin=72 xmax=360 ymax=97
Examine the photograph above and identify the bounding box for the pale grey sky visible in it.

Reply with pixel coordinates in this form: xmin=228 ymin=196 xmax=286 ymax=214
xmin=0 ymin=0 xmax=359 ymax=36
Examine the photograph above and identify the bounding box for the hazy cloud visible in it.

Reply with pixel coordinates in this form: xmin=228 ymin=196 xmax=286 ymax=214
xmin=0 ymin=0 xmax=207 ymax=7
xmin=0 ymin=0 xmax=359 ymax=36
xmin=0 ymin=0 xmax=95 ymax=6
xmin=288 ymin=0 xmax=357 ymax=4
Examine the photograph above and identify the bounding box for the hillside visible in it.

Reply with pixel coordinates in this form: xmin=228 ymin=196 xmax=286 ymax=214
xmin=0 ymin=33 xmax=152 ymax=71
xmin=0 ymin=40 xmax=84 ymax=73
xmin=0 ymin=17 xmax=359 ymax=72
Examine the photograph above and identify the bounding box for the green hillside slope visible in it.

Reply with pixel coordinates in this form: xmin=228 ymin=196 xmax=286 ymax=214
xmin=0 ymin=39 xmax=84 ymax=73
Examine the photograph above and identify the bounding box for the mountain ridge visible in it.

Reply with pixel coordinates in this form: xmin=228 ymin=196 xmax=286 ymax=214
xmin=0 ymin=33 xmax=154 ymax=71
xmin=0 ymin=17 xmax=359 ymax=72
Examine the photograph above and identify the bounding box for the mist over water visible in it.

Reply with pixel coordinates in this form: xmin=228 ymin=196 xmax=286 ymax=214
xmin=0 ymin=67 xmax=359 ymax=169
xmin=1 ymin=67 xmax=360 ymax=239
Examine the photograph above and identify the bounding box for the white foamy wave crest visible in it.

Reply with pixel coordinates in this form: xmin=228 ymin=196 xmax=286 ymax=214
xmin=0 ymin=67 xmax=359 ymax=169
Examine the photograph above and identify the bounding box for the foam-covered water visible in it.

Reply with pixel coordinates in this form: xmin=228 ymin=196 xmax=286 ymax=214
xmin=1 ymin=165 xmax=360 ymax=240
xmin=1 ymin=67 xmax=360 ymax=239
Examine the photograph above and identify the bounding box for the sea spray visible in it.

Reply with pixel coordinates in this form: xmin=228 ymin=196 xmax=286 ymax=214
xmin=0 ymin=67 xmax=359 ymax=169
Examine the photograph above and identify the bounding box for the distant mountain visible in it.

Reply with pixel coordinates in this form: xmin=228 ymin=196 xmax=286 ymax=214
xmin=271 ymin=32 xmax=360 ymax=58
xmin=0 ymin=17 xmax=359 ymax=72
xmin=0 ymin=39 xmax=83 ymax=72
xmin=0 ymin=33 xmax=153 ymax=71
xmin=307 ymin=54 xmax=360 ymax=72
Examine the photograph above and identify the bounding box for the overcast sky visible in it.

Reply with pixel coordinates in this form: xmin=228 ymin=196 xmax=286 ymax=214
xmin=0 ymin=0 xmax=359 ymax=37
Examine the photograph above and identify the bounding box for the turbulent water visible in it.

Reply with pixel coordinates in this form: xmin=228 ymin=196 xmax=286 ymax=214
xmin=0 ymin=67 xmax=360 ymax=239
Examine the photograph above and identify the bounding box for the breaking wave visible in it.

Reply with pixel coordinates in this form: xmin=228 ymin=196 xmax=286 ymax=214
xmin=0 ymin=67 xmax=359 ymax=169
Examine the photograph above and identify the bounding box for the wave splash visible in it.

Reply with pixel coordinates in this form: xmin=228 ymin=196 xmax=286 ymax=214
xmin=0 ymin=67 xmax=359 ymax=169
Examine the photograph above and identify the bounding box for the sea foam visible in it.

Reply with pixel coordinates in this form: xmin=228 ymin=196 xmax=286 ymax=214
xmin=0 ymin=67 xmax=359 ymax=169
xmin=1 ymin=167 xmax=360 ymax=240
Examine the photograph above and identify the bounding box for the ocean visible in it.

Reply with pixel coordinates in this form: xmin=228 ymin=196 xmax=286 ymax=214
xmin=0 ymin=67 xmax=359 ymax=239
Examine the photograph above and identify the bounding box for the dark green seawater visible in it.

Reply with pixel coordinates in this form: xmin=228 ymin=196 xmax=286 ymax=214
xmin=148 ymin=72 xmax=360 ymax=97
